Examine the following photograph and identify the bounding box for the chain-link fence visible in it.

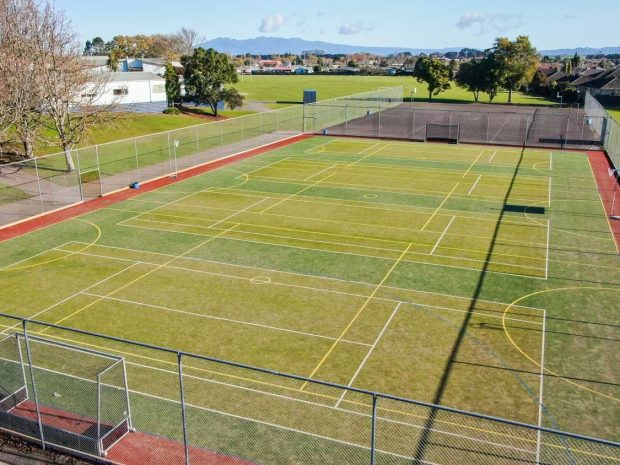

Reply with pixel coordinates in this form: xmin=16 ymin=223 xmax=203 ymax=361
xmin=0 ymin=313 xmax=617 ymax=465
xmin=0 ymin=104 xmax=307 ymax=228
xmin=585 ymin=91 xmax=620 ymax=169
xmin=0 ymin=330 xmax=131 ymax=457
xmin=312 ymin=101 xmax=606 ymax=151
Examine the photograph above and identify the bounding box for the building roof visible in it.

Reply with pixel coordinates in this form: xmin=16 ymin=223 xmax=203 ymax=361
xmin=574 ymin=68 xmax=620 ymax=90
xmin=81 ymin=56 xmax=109 ymax=67
xmin=107 ymin=72 xmax=165 ymax=82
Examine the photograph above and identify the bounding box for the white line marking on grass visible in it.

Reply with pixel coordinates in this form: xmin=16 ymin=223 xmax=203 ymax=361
xmin=536 ymin=309 xmax=548 ymax=465
xmin=421 ymin=184 xmax=460 ymax=232
xmin=2 ymin=262 xmax=140 ymax=335
xmin=82 ymin=293 xmax=372 ymax=347
xmin=545 ymin=220 xmax=551 ymax=280
xmin=259 ymin=171 xmax=336 ymax=214
xmin=462 ymin=151 xmax=484 ymax=179
xmin=209 ymin=197 xmax=268 ymax=229
xmin=303 ymin=140 xmax=333 ymax=154
xmin=41 ymin=224 xmax=240 ymax=332
xmin=303 ymin=163 xmax=337 ymax=182
xmin=467 ymin=175 xmax=482 ymax=196
xmin=429 ymin=217 xmax=456 ymax=255
xmin=0 ymin=241 xmax=72 ymax=271
xmin=59 ymin=241 xmax=548 ymax=320
xmin=345 ymin=143 xmax=384 ymax=169
xmin=488 ymin=150 xmax=498 ymax=164
xmin=549 ymin=152 xmax=553 ymax=171
xmin=335 ymin=302 xmax=402 ymax=408
xmin=548 ymin=177 xmax=552 ymax=208
xmin=300 ymin=243 xmax=413 ymax=389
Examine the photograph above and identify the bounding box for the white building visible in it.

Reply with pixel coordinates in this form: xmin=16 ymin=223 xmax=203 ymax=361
xmin=96 ymin=72 xmax=167 ymax=113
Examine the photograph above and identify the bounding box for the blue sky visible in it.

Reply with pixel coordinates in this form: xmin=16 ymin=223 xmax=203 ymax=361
xmin=56 ymin=0 xmax=618 ymax=50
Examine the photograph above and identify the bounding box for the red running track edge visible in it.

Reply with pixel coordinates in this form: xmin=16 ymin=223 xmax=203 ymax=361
xmin=588 ymin=151 xmax=620 ymax=251
xmin=107 ymin=431 xmax=257 ymax=465
xmin=0 ymin=134 xmax=312 ymax=243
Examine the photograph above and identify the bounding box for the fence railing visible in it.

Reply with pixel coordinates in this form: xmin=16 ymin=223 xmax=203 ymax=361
xmin=585 ymin=91 xmax=620 ymax=169
xmin=0 ymin=312 xmax=618 ymax=465
xmin=310 ymin=99 xmax=606 ymax=150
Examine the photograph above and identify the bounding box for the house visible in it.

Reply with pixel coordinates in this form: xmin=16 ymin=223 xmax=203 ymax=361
xmin=572 ymin=68 xmax=620 ymax=96
xmin=91 ymin=72 xmax=167 ymax=113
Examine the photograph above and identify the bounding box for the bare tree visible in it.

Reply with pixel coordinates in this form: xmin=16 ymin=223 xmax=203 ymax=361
xmin=33 ymin=2 xmax=115 ymax=171
xmin=0 ymin=0 xmax=46 ymax=159
xmin=174 ymin=27 xmax=205 ymax=56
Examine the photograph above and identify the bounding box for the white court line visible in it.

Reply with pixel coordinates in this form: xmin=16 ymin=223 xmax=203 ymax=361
xmin=545 ymin=220 xmax=551 ymax=280
xmin=58 ymin=241 xmax=548 ymax=319
xmin=259 ymin=171 xmax=336 ymax=214
xmin=119 ymin=220 xmax=548 ymax=280
xmin=335 ymin=302 xmax=402 ymax=408
xmin=345 ymin=143 xmax=384 ymax=169
xmin=0 ymin=241 xmax=72 ymax=271
xmin=467 ymin=175 xmax=482 ymax=196
xmin=430 ymin=217 xmax=456 ymax=255
xmin=462 ymin=151 xmax=484 ymax=179
xmin=304 ymin=163 xmax=337 ymax=182
xmin=488 ymin=150 xmax=498 ymax=164
xmin=549 ymin=152 xmax=553 ymax=171
xmin=1 ymin=262 xmax=140 ymax=335
xmin=82 ymin=292 xmax=371 ymax=347
xmin=209 ymin=198 xmax=267 ymax=229
xmin=536 ymin=309 xmax=548 ymax=465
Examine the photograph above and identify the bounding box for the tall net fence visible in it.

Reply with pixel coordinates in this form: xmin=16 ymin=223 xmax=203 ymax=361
xmin=0 ymin=105 xmax=305 ymax=228
xmin=311 ymin=101 xmax=607 ymax=151
xmin=585 ymin=92 xmax=620 ymax=169
xmin=0 ymin=331 xmax=131 ymax=457
xmin=0 ymin=314 xmax=617 ymax=465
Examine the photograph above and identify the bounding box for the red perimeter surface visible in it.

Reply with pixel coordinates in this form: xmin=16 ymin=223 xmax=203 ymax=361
xmin=588 ymin=151 xmax=620 ymax=250
xmin=11 ymin=401 xmax=97 ymax=436
xmin=107 ymin=431 xmax=257 ymax=465
xmin=0 ymin=134 xmax=311 ymax=242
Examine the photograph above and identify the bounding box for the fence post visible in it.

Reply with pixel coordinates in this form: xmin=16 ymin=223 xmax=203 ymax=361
xmin=178 ymin=352 xmax=190 ymax=465
xmin=525 ymin=114 xmax=531 ymax=147
xmin=33 ymin=158 xmax=45 ymax=214
xmin=75 ymin=149 xmax=84 ymax=202
xmin=219 ymin=122 xmax=224 ymax=157
xmin=195 ymin=125 xmax=200 ymax=160
xmin=95 ymin=145 xmax=103 ymax=197
xmin=96 ymin=372 xmax=102 ymax=455
xmin=241 ymin=117 xmax=245 ymax=152
xmin=22 ymin=320 xmax=46 ymax=450
xmin=134 ymin=139 xmax=140 ymax=182
xmin=167 ymin=133 xmax=173 ymax=173
xmin=370 ymin=394 xmax=378 ymax=465
xmin=259 ymin=112 xmax=263 ymax=137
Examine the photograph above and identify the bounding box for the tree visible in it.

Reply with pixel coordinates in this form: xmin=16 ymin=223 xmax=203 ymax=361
xmin=0 ymin=0 xmax=46 ymax=159
xmin=413 ymin=56 xmax=452 ymax=100
xmin=479 ymin=53 xmax=504 ymax=102
xmin=107 ymin=50 xmax=120 ymax=71
xmin=181 ymin=48 xmax=244 ymax=116
xmin=492 ymin=36 xmax=539 ymax=103
xmin=174 ymin=27 xmax=204 ymax=56
xmin=35 ymin=2 xmax=115 ymax=171
xmin=571 ymin=52 xmax=582 ymax=69
xmin=165 ymin=62 xmax=181 ymax=107
xmin=454 ymin=60 xmax=485 ymax=102
xmin=293 ymin=56 xmax=304 ymax=66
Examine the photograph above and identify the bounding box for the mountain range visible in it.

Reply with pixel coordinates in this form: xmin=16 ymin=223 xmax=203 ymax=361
xmin=199 ymin=36 xmax=620 ymax=57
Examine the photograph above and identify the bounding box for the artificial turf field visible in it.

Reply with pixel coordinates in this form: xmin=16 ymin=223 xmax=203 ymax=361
xmin=0 ymin=136 xmax=618 ymax=453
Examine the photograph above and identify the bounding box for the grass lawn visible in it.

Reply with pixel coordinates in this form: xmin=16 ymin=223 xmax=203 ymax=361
xmin=234 ymin=75 xmax=555 ymax=106
xmin=1 ymin=137 xmax=617 ymax=464
xmin=34 ymin=113 xmax=211 ymax=157
xmin=0 ymin=182 xmax=30 ymax=205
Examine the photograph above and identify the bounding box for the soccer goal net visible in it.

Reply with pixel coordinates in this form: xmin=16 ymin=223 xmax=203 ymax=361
xmin=0 ymin=333 xmax=132 ymax=458
xmin=425 ymin=123 xmax=460 ymax=143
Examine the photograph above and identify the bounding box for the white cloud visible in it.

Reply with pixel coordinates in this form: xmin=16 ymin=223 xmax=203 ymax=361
xmin=338 ymin=22 xmax=374 ymax=35
xmin=259 ymin=14 xmax=286 ymax=33
xmin=456 ymin=13 xmax=523 ymax=34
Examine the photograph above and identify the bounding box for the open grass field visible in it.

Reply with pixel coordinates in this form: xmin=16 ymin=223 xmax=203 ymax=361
xmin=234 ymin=75 xmax=556 ymax=107
xmin=0 ymin=136 xmax=618 ymax=461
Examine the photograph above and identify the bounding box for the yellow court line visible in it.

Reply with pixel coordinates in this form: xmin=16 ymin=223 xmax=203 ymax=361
xmin=300 ymin=243 xmax=414 ymax=390
xmin=0 ymin=220 xmax=102 ymax=273
xmin=41 ymin=223 xmax=240 ymax=333
xmin=502 ymin=287 xmax=620 ymax=402
xmin=421 ymin=183 xmax=461 ymax=232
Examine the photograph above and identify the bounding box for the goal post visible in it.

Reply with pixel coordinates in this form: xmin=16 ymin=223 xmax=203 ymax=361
xmin=425 ymin=123 xmax=460 ymax=143
xmin=0 ymin=333 xmax=132 ymax=458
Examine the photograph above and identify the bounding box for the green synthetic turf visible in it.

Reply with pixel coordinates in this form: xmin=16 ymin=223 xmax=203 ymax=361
xmin=0 ymin=137 xmax=618 ymax=460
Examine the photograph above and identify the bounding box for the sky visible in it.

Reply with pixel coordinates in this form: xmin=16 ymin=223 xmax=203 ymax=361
xmin=55 ymin=0 xmax=619 ymax=50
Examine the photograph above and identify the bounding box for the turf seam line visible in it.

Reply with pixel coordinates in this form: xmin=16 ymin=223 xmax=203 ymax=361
xmin=335 ymin=302 xmax=402 ymax=408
